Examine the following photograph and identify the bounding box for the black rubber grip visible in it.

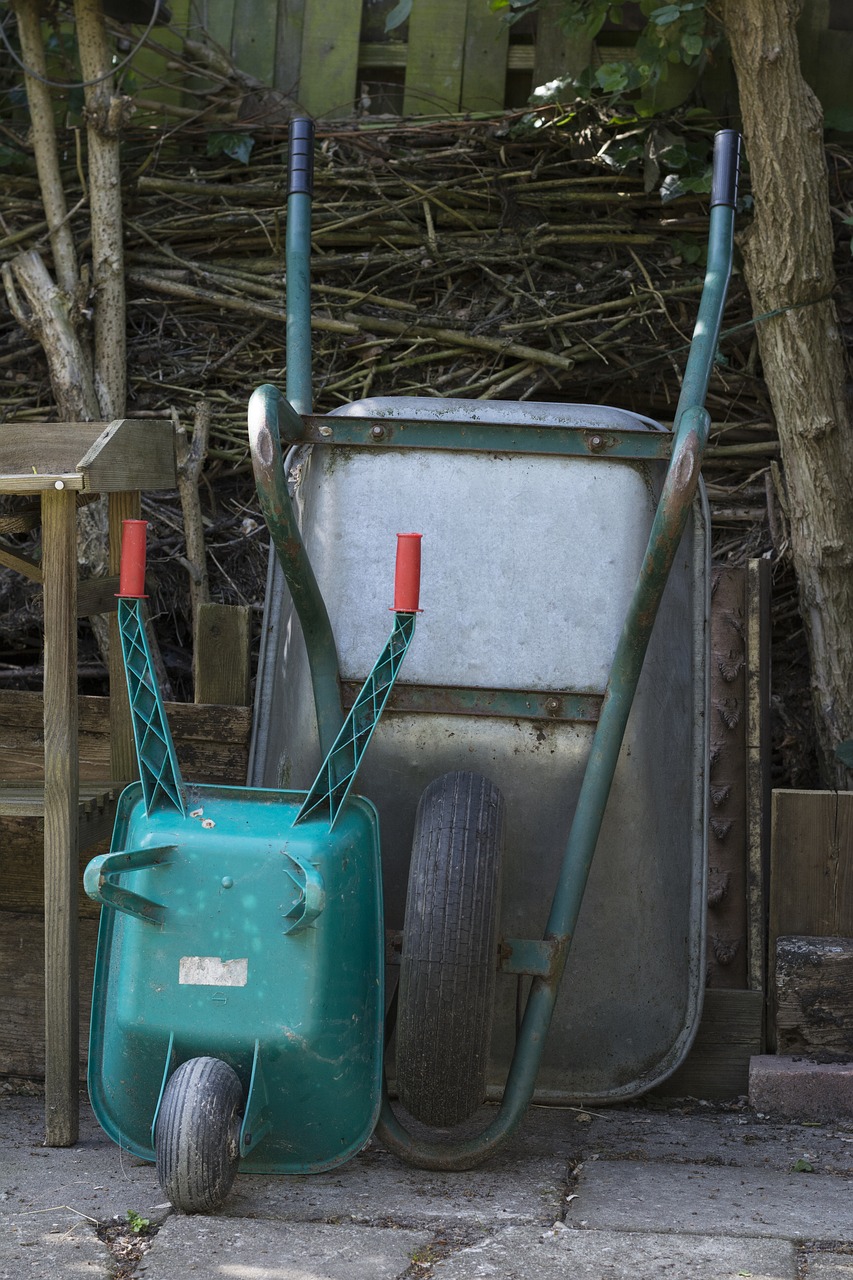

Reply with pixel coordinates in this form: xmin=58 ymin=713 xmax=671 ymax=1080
xmin=288 ymin=117 xmax=314 ymax=197
xmin=710 ymin=130 xmax=741 ymax=208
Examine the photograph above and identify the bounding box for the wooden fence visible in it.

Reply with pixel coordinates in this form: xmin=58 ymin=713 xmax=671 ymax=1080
xmin=121 ymin=0 xmax=853 ymax=127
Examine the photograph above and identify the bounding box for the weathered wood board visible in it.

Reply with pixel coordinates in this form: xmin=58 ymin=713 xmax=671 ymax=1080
xmin=770 ymin=790 xmax=853 ymax=941
xmin=0 ymin=692 xmax=252 ymax=787
xmin=654 ymin=989 xmax=764 ymax=1100
xmin=0 ymin=914 xmax=97 ymax=1082
xmin=194 ymin=602 xmax=252 ymax=707
xmin=776 ymin=935 xmax=853 ymax=1058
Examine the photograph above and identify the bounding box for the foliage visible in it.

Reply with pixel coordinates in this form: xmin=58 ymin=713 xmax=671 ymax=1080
xmin=384 ymin=0 xmax=414 ymax=32
xmin=125 ymin=1210 xmax=151 ymax=1234
xmin=206 ymin=132 xmax=255 ymax=165
xmin=491 ymin=0 xmax=721 ymax=117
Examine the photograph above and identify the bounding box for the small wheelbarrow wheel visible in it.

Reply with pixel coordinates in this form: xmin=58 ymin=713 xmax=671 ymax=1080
xmin=155 ymin=1056 xmax=243 ymax=1214
xmin=395 ymin=770 xmax=505 ymax=1127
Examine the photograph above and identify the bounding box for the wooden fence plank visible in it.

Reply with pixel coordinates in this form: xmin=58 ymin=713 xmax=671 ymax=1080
xmin=194 ymin=602 xmax=252 ymax=706
xmin=403 ymin=0 xmax=467 ymax=115
xmin=770 ymin=789 xmax=853 ymax=940
xmin=129 ymin=0 xmax=192 ymax=111
xmin=0 ymin=692 xmax=251 ymax=786
xmin=0 ymin=913 xmax=97 ymax=1082
xmin=274 ymin=0 xmax=307 ymax=94
xmin=776 ymin=936 xmax=853 ymax=1057
xmin=231 ymin=0 xmax=278 ymax=87
xmin=769 ymin=788 xmax=853 ymax=1050
xmin=707 ymin=567 xmax=748 ymax=988
xmin=654 ymin=989 xmax=764 ymax=1100
xmin=299 ymin=0 xmax=362 ymax=118
xmin=461 ymin=0 xmax=508 ymax=113
xmin=746 ymin=558 xmax=771 ymax=992
xmin=193 ymin=0 xmax=235 ymax=69
xmin=532 ymin=0 xmax=591 ymax=91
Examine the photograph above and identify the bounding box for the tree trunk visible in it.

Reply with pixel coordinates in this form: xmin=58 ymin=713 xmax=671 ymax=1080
xmin=10 ymin=0 xmax=79 ymax=296
xmin=720 ymin=0 xmax=853 ymax=787
xmin=74 ymin=0 xmax=128 ymax=420
xmin=3 ymin=251 xmax=98 ymax=419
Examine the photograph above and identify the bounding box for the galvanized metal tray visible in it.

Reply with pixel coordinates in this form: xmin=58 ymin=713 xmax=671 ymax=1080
xmin=250 ymin=396 xmax=709 ymax=1104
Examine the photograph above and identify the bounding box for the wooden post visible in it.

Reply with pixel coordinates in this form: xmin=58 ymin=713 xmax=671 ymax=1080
xmin=41 ymin=487 xmax=79 ymax=1146
xmin=194 ymin=603 xmax=252 ymax=707
xmin=746 ymin=557 xmax=771 ymax=993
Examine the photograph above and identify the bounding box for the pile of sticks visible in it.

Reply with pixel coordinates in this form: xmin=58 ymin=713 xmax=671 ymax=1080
xmin=2 ymin=115 xmax=851 ymax=774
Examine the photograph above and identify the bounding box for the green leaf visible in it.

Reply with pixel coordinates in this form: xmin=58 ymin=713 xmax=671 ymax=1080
xmin=681 ymin=32 xmax=704 ymax=56
xmin=650 ymin=4 xmax=682 ymax=25
xmin=206 ymin=132 xmax=255 ymax=165
xmin=595 ymin=62 xmax=630 ymax=93
xmin=792 ymin=1158 xmax=814 ymax=1173
xmin=385 ymin=0 xmax=413 ymax=31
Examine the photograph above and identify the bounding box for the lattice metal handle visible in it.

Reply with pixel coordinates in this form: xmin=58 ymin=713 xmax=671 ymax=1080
xmin=117 ymin=520 xmax=185 ymax=817
xmin=294 ymin=534 xmax=422 ymax=830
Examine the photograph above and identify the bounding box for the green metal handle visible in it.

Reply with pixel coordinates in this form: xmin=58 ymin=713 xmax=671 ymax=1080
xmin=248 ymin=384 xmax=344 ymax=759
xmin=295 ymin=610 xmax=417 ymax=829
xmin=83 ymin=844 xmax=175 ymax=925
xmin=118 ymin=597 xmax=186 ymax=817
xmin=286 ymin=117 xmax=314 ymax=414
xmin=376 ymin=134 xmax=739 ymax=1172
xmin=281 ymin=851 xmax=326 ymax=933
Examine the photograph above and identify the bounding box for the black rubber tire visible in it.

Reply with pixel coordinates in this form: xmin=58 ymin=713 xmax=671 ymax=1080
xmin=395 ymin=770 xmax=505 ymax=1127
xmin=155 ymin=1056 xmax=243 ymax=1214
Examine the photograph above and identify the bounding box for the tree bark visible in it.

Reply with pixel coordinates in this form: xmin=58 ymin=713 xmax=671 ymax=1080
xmin=74 ymin=0 xmax=129 ymax=420
xmin=720 ymin=0 xmax=853 ymax=787
xmin=10 ymin=0 xmax=79 ymax=296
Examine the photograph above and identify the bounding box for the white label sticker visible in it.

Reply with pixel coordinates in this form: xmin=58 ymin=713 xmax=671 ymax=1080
xmin=179 ymin=956 xmax=248 ymax=987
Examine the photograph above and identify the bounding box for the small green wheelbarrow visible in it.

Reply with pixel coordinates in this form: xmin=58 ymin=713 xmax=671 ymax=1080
xmin=86 ymin=123 xmax=740 ymax=1212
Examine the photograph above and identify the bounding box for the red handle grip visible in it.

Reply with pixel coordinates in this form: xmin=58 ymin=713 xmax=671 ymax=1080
xmin=117 ymin=519 xmax=148 ymax=599
xmin=394 ymin=533 xmax=422 ymax=613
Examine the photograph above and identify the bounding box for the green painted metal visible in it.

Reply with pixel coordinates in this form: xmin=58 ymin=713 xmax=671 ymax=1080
xmin=498 ymin=937 xmax=559 ymax=978
xmin=296 ymin=612 xmax=417 ymax=829
xmin=285 ymin=414 xmax=674 ymax=460
xmin=285 ymin=188 xmax=313 ymax=416
xmin=249 ymin=119 xmax=345 ymax=760
xmin=341 ymin=681 xmax=603 ymax=724
xmin=84 ymin=844 xmax=175 ymax=925
xmin=118 ymin=597 xmax=185 ymax=817
xmin=249 ymin=384 xmax=344 ymax=759
xmin=87 ymin=780 xmax=385 ymax=1174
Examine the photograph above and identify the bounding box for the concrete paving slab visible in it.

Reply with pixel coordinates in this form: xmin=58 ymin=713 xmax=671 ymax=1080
xmin=137 ymin=1219 xmax=432 ymax=1279
xmin=1 ymin=1098 xmax=565 ymax=1228
xmin=565 ymin=1160 xmax=853 ymax=1240
xmin=431 ymin=1225 xmax=797 ymax=1280
xmin=2 ymin=1096 xmax=164 ymax=1224
xmin=0 ymin=1216 xmax=110 ymax=1280
xmin=221 ymin=1139 xmax=564 ymax=1227
xmin=518 ymin=1104 xmax=853 ymax=1175
xmin=803 ymin=1252 xmax=853 ymax=1278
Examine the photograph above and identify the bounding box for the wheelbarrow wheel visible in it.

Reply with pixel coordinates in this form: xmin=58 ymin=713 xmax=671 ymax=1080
xmin=395 ymin=770 xmax=505 ymax=1127
xmin=155 ymin=1056 xmax=243 ymax=1214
